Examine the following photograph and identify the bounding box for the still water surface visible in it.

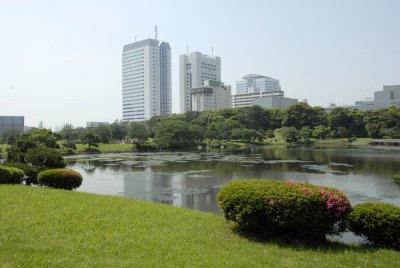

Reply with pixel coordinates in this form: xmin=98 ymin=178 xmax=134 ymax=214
xmin=66 ymin=145 xmax=400 ymax=214
xmin=66 ymin=145 xmax=400 ymax=243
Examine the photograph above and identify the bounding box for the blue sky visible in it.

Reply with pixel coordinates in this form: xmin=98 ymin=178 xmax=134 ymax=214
xmin=1 ymin=0 xmax=399 ymax=127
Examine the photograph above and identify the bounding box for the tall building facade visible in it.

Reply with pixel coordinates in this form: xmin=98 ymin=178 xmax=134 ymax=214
xmin=236 ymin=74 xmax=281 ymax=94
xmin=122 ymin=39 xmax=171 ymax=121
xmin=0 ymin=116 xmax=24 ymax=134
xmin=179 ymin=52 xmax=221 ymax=113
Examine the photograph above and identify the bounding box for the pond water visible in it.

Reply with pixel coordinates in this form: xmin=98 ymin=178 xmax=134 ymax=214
xmin=66 ymin=145 xmax=400 ymax=243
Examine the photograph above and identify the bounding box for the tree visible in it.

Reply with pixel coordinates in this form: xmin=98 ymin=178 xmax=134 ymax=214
xmin=300 ymin=126 xmax=312 ymax=143
xmin=27 ymin=129 xmax=62 ymax=149
xmin=80 ymin=130 xmax=100 ymax=149
xmin=127 ymin=122 xmax=149 ymax=144
xmin=337 ymin=127 xmax=349 ymax=140
xmin=312 ymin=125 xmax=330 ymax=140
xmin=282 ymin=103 xmax=325 ymax=129
xmin=25 ymin=145 xmax=65 ymax=169
xmin=96 ymin=124 xmax=111 ymax=144
xmin=282 ymin=127 xmax=300 ymax=143
xmin=232 ymin=105 xmax=269 ymax=131
xmin=110 ymin=121 xmax=127 ymax=142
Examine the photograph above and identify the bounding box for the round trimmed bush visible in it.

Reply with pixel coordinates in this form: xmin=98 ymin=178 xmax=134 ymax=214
xmin=217 ymin=179 xmax=352 ymax=239
xmin=348 ymin=202 xmax=400 ymax=249
xmin=37 ymin=168 xmax=83 ymax=190
xmin=0 ymin=166 xmax=25 ymax=184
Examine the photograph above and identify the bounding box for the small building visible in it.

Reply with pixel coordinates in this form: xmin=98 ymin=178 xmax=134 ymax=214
xmin=86 ymin=122 xmax=109 ymax=128
xmin=236 ymin=74 xmax=281 ymax=95
xmin=325 ymin=85 xmax=400 ymax=112
xmin=232 ymin=91 xmax=297 ymax=109
xmin=0 ymin=116 xmax=24 ymax=135
xmin=191 ymin=80 xmax=231 ymax=112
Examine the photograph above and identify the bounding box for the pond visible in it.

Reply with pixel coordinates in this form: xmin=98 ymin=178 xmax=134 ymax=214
xmin=66 ymin=145 xmax=400 ymax=243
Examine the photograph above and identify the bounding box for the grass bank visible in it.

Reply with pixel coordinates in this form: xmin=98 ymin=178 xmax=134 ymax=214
xmin=1 ymin=185 xmax=399 ymax=267
xmin=75 ymin=143 xmax=133 ymax=153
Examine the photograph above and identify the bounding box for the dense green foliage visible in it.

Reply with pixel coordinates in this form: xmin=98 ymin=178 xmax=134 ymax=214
xmin=37 ymin=168 xmax=83 ymax=190
xmin=57 ymin=104 xmax=400 ymax=148
xmin=0 ymin=166 xmax=24 ymax=184
xmin=2 ymin=185 xmax=400 ymax=267
xmin=348 ymin=202 xmax=400 ymax=249
xmin=217 ymin=179 xmax=351 ymax=240
xmin=392 ymin=174 xmax=400 ymax=185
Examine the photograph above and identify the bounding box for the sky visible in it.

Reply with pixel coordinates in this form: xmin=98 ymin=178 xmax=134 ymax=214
xmin=1 ymin=0 xmax=399 ymax=128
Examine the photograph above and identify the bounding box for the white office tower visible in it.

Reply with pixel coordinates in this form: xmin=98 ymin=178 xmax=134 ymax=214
xmin=236 ymin=74 xmax=281 ymax=94
xmin=122 ymin=39 xmax=171 ymax=121
xmin=179 ymin=52 xmax=221 ymax=113
xmin=191 ymin=80 xmax=231 ymax=112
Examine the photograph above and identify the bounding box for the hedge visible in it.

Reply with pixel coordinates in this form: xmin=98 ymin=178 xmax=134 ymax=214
xmin=217 ymin=179 xmax=351 ymax=240
xmin=37 ymin=168 xmax=83 ymax=190
xmin=0 ymin=166 xmax=25 ymax=184
xmin=348 ymin=202 xmax=400 ymax=249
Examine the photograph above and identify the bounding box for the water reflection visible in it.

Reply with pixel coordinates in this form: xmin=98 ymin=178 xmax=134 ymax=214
xmin=69 ymin=146 xmax=400 ymax=214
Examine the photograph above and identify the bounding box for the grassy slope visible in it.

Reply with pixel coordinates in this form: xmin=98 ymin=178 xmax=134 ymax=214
xmin=75 ymin=143 xmax=133 ymax=153
xmin=1 ymin=185 xmax=399 ymax=267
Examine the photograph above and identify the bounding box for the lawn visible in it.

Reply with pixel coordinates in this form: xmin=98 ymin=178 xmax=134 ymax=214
xmin=75 ymin=143 xmax=133 ymax=153
xmin=1 ymin=185 xmax=399 ymax=267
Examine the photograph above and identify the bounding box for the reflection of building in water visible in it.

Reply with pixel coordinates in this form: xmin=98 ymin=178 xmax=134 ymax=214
xmin=179 ymin=187 xmax=220 ymax=213
xmin=123 ymin=167 xmax=174 ymax=205
xmin=122 ymin=168 xmax=221 ymax=212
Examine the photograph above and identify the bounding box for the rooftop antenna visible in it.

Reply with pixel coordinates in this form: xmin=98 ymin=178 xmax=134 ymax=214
xmin=155 ymin=25 xmax=158 ymax=40
xmin=212 ymin=47 xmax=214 ymax=58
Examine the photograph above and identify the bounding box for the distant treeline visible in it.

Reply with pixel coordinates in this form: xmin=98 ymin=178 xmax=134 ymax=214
xmin=1 ymin=103 xmax=399 ymax=149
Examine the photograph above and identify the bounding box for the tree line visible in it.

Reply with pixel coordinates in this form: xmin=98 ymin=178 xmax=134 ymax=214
xmin=1 ymin=103 xmax=400 ymax=150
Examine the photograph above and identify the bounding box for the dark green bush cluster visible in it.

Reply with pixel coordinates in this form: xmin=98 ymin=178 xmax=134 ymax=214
xmin=348 ymin=202 xmax=400 ymax=249
xmin=37 ymin=168 xmax=83 ymax=190
xmin=0 ymin=166 xmax=25 ymax=184
xmin=217 ymin=179 xmax=351 ymax=240
xmin=392 ymin=174 xmax=400 ymax=185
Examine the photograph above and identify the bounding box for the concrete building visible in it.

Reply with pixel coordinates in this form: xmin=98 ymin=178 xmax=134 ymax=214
xmin=232 ymin=91 xmax=297 ymax=109
xmin=325 ymin=85 xmax=400 ymax=112
xmin=86 ymin=122 xmax=109 ymax=128
xmin=191 ymin=80 xmax=231 ymax=112
xmin=179 ymin=52 xmax=221 ymax=113
xmin=0 ymin=116 xmax=24 ymax=135
xmin=236 ymin=74 xmax=281 ymax=95
xmin=122 ymin=38 xmax=171 ymax=121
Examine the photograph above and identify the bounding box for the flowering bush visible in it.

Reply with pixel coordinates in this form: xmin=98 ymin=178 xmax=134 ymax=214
xmin=217 ymin=179 xmax=352 ymax=240
xmin=348 ymin=202 xmax=400 ymax=249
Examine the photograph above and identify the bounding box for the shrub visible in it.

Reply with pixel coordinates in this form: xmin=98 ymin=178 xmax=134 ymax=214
xmin=217 ymin=179 xmax=351 ymax=240
xmin=347 ymin=202 xmax=400 ymax=249
xmin=392 ymin=175 xmax=400 ymax=186
xmin=0 ymin=166 xmax=25 ymax=184
xmin=4 ymin=162 xmax=40 ymax=184
xmin=37 ymin=168 xmax=83 ymax=190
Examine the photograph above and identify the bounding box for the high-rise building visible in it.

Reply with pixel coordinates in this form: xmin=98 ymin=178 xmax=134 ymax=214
xmin=191 ymin=80 xmax=231 ymax=112
xmin=122 ymin=38 xmax=171 ymax=121
xmin=179 ymin=52 xmax=221 ymax=113
xmin=236 ymin=74 xmax=281 ymax=94
xmin=0 ymin=116 xmax=24 ymax=135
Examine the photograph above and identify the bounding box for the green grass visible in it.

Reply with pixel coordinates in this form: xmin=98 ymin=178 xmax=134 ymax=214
xmin=75 ymin=143 xmax=133 ymax=153
xmin=1 ymin=185 xmax=399 ymax=267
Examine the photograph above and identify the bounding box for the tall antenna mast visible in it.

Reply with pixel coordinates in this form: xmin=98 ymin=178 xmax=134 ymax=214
xmin=212 ymin=47 xmax=214 ymax=58
xmin=155 ymin=25 xmax=158 ymax=40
